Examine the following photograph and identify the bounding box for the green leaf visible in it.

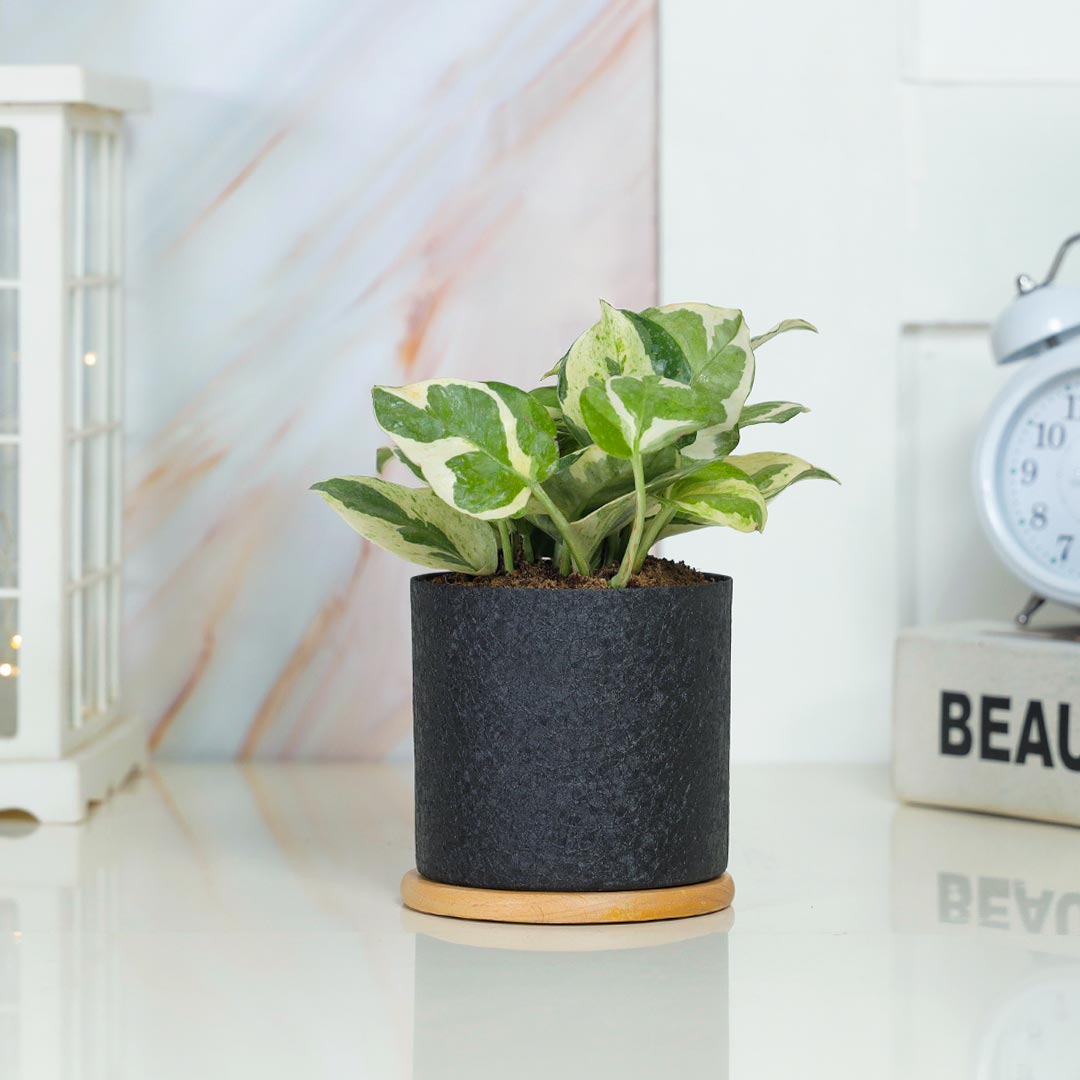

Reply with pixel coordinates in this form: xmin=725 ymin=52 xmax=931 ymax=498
xmin=750 ymin=318 xmax=817 ymax=350
xmin=372 ymin=379 xmax=558 ymax=520
xmin=311 ymin=476 xmax=498 ymax=573
xmin=538 ymin=442 xmax=678 ymax=521
xmin=739 ymin=401 xmax=809 ymax=426
xmin=580 ymin=375 xmax=721 ymax=460
xmin=528 ymin=487 xmax=660 ymax=566
xmin=529 ymin=386 xmax=562 ymax=417
xmin=665 ymin=461 xmax=767 ymax=533
xmin=572 ymin=490 xmax=661 ymax=564
xmin=726 ymin=452 xmax=838 ymax=500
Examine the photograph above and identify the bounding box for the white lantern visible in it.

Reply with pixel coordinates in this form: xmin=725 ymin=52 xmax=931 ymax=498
xmin=0 ymin=67 xmax=148 ymax=822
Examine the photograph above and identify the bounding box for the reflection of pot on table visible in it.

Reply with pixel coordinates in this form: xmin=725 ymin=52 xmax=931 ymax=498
xmin=408 ymin=911 xmax=732 ymax=1080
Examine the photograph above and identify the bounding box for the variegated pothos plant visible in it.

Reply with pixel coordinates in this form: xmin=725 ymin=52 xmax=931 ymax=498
xmin=313 ymin=301 xmax=835 ymax=587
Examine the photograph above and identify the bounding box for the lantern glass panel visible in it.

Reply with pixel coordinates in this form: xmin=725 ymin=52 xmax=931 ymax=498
xmin=75 ymin=287 xmax=108 ymax=428
xmin=0 ymin=128 xmax=15 ymax=278
xmin=80 ymin=437 xmax=107 ymax=575
xmin=67 ymin=123 xmax=121 ymax=731
xmin=0 ymin=291 xmax=15 ymax=436
xmin=0 ymin=445 xmax=15 ymax=591
xmin=80 ymin=582 xmax=102 ymax=722
xmin=0 ymin=601 xmax=15 ymax=738
xmin=79 ymin=131 xmax=108 ymax=277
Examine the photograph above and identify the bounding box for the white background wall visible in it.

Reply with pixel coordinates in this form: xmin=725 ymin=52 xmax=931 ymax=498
xmin=661 ymin=0 xmax=1080 ymax=761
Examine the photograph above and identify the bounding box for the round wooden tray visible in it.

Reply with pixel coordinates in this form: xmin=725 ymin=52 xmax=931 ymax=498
xmin=400 ymin=869 xmax=735 ymax=925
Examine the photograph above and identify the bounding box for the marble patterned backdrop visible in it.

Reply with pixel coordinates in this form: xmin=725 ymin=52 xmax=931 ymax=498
xmin=0 ymin=0 xmax=658 ymax=757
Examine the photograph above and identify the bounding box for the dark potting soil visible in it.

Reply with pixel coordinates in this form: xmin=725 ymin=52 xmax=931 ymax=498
xmin=432 ymin=555 xmax=713 ymax=590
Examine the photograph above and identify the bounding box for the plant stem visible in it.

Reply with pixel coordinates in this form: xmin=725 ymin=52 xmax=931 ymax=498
xmin=557 ymin=542 xmax=572 ymax=575
xmin=520 ymin=527 xmax=534 ymax=563
xmin=634 ymin=502 xmax=677 ymax=573
xmin=611 ymin=452 xmax=647 ymax=588
xmin=528 ymin=484 xmax=590 ymax=575
xmin=603 ymin=532 xmax=618 ymax=570
xmin=497 ymin=520 xmax=514 ymax=573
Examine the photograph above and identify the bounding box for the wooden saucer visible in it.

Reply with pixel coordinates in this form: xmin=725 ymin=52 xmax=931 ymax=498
xmin=400 ymin=869 xmax=735 ymax=925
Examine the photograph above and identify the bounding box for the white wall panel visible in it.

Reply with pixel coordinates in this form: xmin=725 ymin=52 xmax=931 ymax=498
xmin=662 ymin=0 xmax=904 ymax=762
xmin=904 ymin=0 xmax=1080 ymax=84
xmin=898 ymin=328 xmax=1020 ymax=624
xmin=903 ymin=86 xmax=1080 ymax=324
xmin=899 ymin=327 xmax=1080 ymax=627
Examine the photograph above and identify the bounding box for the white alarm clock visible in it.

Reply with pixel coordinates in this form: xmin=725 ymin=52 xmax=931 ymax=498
xmin=975 ymin=233 xmax=1080 ymax=624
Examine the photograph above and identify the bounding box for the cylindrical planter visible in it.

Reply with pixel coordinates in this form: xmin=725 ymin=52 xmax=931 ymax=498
xmin=409 ymin=573 xmax=732 ymax=899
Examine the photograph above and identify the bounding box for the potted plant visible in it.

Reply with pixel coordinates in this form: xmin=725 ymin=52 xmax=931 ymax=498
xmin=314 ymin=301 xmax=834 ymax=924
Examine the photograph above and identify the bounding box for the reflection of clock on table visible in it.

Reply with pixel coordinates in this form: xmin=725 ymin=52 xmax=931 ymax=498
xmin=976 ymin=233 xmax=1080 ymax=625
xmin=976 ymin=968 xmax=1080 ymax=1080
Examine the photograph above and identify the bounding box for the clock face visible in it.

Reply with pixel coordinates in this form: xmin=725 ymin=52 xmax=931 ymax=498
xmin=976 ymin=346 xmax=1080 ymax=606
xmin=997 ymin=371 xmax=1080 ymax=578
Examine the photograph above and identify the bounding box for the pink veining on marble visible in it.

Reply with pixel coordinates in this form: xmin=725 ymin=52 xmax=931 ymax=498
xmin=114 ymin=0 xmax=658 ymax=758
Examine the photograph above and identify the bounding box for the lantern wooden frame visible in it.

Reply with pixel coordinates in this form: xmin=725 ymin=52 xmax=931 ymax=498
xmin=0 ymin=67 xmax=148 ymax=822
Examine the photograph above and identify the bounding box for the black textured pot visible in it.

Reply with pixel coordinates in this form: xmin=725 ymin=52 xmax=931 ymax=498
xmin=410 ymin=572 xmax=732 ymax=893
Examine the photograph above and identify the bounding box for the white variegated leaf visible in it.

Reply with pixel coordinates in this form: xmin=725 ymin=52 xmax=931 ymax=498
xmin=555 ymin=300 xmax=658 ymax=438
xmin=750 ymin=318 xmax=817 ymax=350
xmin=739 ymin=401 xmax=809 ymax=426
xmin=726 ymin=452 xmax=837 ymax=501
xmin=665 ymin=461 xmax=767 ymax=533
xmin=580 ymin=375 xmax=720 ymax=459
xmin=642 ymin=304 xmax=756 ymax=461
xmin=372 ymin=379 xmax=558 ymax=520
xmin=311 ymin=476 xmax=498 ymax=574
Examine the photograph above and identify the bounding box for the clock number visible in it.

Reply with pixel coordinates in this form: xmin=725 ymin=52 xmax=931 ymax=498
xmin=1031 ymin=503 xmax=1048 ymax=530
xmin=1069 ymin=394 xmax=1080 ymax=420
xmin=1021 ymin=458 xmax=1038 ymax=484
xmin=1036 ymin=422 xmax=1066 ymax=449
xmin=1059 ymin=535 xmax=1075 ymax=562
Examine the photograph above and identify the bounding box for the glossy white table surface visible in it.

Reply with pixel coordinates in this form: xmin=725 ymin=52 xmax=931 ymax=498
xmin=2 ymin=763 xmax=1078 ymax=1079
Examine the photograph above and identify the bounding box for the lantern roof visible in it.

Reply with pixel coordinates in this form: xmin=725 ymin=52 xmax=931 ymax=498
xmin=0 ymin=65 xmax=149 ymax=112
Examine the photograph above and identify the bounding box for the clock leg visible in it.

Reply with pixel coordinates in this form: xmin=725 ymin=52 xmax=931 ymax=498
xmin=1015 ymin=593 xmax=1046 ymax=627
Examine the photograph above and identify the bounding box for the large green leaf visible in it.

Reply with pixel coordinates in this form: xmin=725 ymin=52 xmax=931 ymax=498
xmin=580 ymin=375 xmax=721 ymax=459
xmin=750 ymin=318 xmax=817 ymax=350
xmin=739 ymin=401 xmax=809 ymax=426
xmin=664 ymin=461 xmax=767 ymax=533
xmin=726 ymin=452 xmax=837 ymax=500
xmin=372 ymin=379 xmax=558 ymax=520
xmin=311 ymin=476 xmax=498 ymax=573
